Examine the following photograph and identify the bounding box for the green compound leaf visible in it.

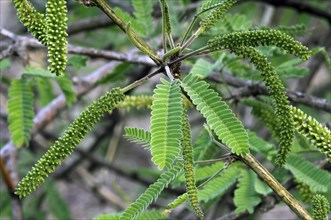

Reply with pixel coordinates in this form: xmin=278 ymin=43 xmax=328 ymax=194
xmin=124 ymin=127 xmax=151 ymax=149
xmin=199 ymin=0 xmax=237 ymax=33
xmin=198 ymin=162 xmax=242 ymax=202
xmin=150 ymin=79 xmax=183 ymax=170
xmin=55 ymin=74 xmax=77 ymax=107
xmin=208 ymin=29 xmax=311 ymax=60
xmin=15 ymin=88 xmax=125 ymax=198
xmin=132 ymin=0 xmax=154 ymax=37
xmin=182 ymin=74 xmax=249 ymax=156
xmin=36 ymin=77 xmax=55 ymax=106
xmin=181 ymin=112 xmax=204 ymax=218
xmin=8 ymin=79 xmax=34 ymax=147
xmin=46 ymin=0 xmax=68 ymax=75
xmin=12 ymin=0 xmax=47 ymax=45
xmin=120 ymin=161 xmax=183 ymax=220
xmin=285 ymin=154 xmax=331 ymax=192
xmin=290 ymin=106 xmax=331 ymax=161
xmin=311 ymin=194 xmax=330 ymax=220
xmin=234 ymin=170 xmax=261 ymax=214
xmin=231 ymin=47 xmax=294 ymax=167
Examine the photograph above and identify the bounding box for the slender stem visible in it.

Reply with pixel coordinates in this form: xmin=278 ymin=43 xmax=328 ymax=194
xmin=120 ymin=67 xmax=164 ymax=93
xmin=195 ymin=153 xmax=233 ymax=165
xmin=181 ymin=15 xmax=199 ymax=46
xmin=240 ymin=154 xmax=313 ymax=220
xmin=169 ymin=46 xmax=209 ymax=66
xmin=0 ymin=156 xmax=15 ymax=192
xmin=168 ymin=33 xmax=175 ymax=49
xmin=92 ymin=0 xmax=162 ymax=65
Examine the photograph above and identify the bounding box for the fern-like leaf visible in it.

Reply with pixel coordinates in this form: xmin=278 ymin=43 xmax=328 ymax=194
xmin=182 ymin=74 xmax=249 ymax=156
xmin=290 ymin=106 xmax=331 ymax=160
xmin=36 ymin=77 xmax=55 ymax=106
xmin=124 ymin=127 xmax=151 ymax=149
xmin=46 ymin=0 xmax=68 ymax=75
xmin=208 ymin=30 xmax=311 ymax=60
xmin=55 ymin=75 xmax=77 ymax=106
xmin=181 ymin=112 xmax=204 ymax=218
xmin=150 ymin=79 xmax=183 ymax=170
xmin=12 ymin=0 xmax=47 ymax=45
xmin=231 ymin=47 xmax=293 ymax=166
xmin=15 ymin=88 xmax=125 ymax=198
xmin=198 ymin=162 xmax=242 ymax=202
xmin=285 ymin=154 xmax=331 ymax=192
xmin=132 ymin=0 xmax=154 ymax=37
xmin=295 ymin=179 xmax=315 ymax=203
xmin=120 ymin=161 xmax=183 ymax=220
xmin=8 ymin=79 xmax=34 ymax=147
xmin=234 ymin=170 xmax=261 ymax=214
xmin=311 ymin=194 xmax=330 ymax=220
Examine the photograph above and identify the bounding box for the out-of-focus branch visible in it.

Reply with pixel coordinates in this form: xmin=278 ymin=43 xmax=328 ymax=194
xmin=209 ymin=73 xmax=331 ymax=112
xmin=67 ymin=15 xmax=113 ymax=35
xmin=241 ymin=0 xmax=331 ymax=25
xmin=0 ymin=28 xmax=155 ymax=66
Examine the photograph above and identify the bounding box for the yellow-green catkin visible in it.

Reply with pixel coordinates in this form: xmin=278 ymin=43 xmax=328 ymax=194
xmin=15 ymin=89 xmax=125 ymax=198
xmin=181 ymin=112 xmax=204 ymax=218
xmin=290 ymin=106 xmax=331 ymax=160
xmin=12 ymin=0 xmax=48 ymax=45
xmin=46 ymin=0 xmax=68 ymax=75
xmin=312 ymin=194 xmax=330 ymax=220
xmin=208 ymin=30 xmax=311 ymax=60
xmin=231 ymin=47 xmax=294 ymax=166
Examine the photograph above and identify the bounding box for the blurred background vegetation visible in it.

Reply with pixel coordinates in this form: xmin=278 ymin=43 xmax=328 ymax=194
xmin=0 ymin=0 xmax=330 ymax=219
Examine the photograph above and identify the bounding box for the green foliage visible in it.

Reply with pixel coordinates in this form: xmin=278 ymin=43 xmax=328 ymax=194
xmin=55 ymin=74 xmax=77 ymax=106
xmin=132 ymin=0 xmax=154 ymax=37
xmin=290 ymin=106 xmax=331 ymax=160
xmin=15 ymin=88 xmax=125 ymax=198
xmin=199 ymin=0 xmax=237 ymax=33
xmin=198 ymin=162 xmax=242 ymax=202
xmin=120 ymin=161 xmax=183 ymax=220
xmin=231 ymin=47 xmax=293 ymax=166
xmin=182 ymin=73 xmax=249 ymax=156
xmin=248 ymin=131 xmax=276 ymax=160
xmin=93 ymin=210 xmax=167 ymax=220
xmin=124 ymin=127 xmax=151 ymax=149
xmin=194 ymin=129 xmax=218 ymax=160
xmin=285 ymin=154 xmax=331 ymax=192
xmin=150 ymin=79 xmax=183 ymax=170
xmin=181 ymin=112 xmax=204 ymax=218
xmin=95 ymin=210 xmax=166 ymax=220
xmin=178 ymin=162 xmax=225 ymax=183
xmin=8 ymin=78 xmax=34 ymax=147
xmin=36 ymin=78 xmax=55 ymax=106
xmin=311 ymin=194 xmax=330 ymax=220
xmin=46 ymin=0 xmax=68 ymax=75
xmin=243 ymin=99 xmax=281 ymax=141
xmin=208 ymin=30 xmax=311 ymax=60
xmin=276 ymin=59 xmax=309 ymax=78
xmin=234 ymin=170 xmax=261 ymax=214
xmin=45 ymin=180 xmax=71 ymax=220
xmin=12 ymin=0 xmax=47 ymax=45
